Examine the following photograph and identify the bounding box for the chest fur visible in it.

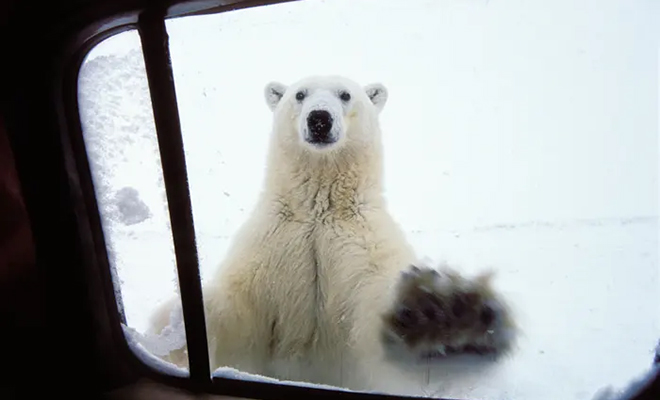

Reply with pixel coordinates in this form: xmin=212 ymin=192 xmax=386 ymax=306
xmin=254 ymin=217 xmax=365 ymax=358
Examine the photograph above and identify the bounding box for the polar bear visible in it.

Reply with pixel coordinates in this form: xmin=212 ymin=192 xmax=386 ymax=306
xmin=148 ymin=75 xmax=517 ymax=391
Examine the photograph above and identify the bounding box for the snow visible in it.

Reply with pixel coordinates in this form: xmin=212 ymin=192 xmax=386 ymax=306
xmin=122 ymin=324 xmax=190 ymax=378
xmin=76 ymin=0 xmax=659 ymax=399
xmin=112 ymin=187 xmax=151 ymax=225
xmin=212 ymin=367 xmax=357 ymax=393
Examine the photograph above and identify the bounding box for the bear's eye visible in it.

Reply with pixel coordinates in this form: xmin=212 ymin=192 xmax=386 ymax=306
xmin=295 ymin=91 xmax=306 ymax=101
xmin=339 ymin=91 xmax=351 ymax=102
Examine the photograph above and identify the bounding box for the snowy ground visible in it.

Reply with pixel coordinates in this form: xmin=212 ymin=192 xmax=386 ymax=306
xmin=77 ymin=0 xmax=659 ymax=399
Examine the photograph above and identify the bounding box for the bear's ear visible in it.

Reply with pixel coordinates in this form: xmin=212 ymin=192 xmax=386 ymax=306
xmin=264 ymin=82 xmax=287 ymax=111
xmin=364 ymin=83 xmax=388 ymax=113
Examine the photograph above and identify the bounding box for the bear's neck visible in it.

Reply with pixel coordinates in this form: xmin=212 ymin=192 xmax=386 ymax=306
xmin=262 ymin=145 xmax=385 ymax=219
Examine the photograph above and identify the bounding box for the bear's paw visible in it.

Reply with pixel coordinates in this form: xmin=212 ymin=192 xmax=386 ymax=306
xmin=382 ymin=264 xmax=516 ymax=361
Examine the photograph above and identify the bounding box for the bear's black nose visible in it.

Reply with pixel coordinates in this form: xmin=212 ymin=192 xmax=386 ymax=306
xmin=306 ymin=110 xmax=334 ymax=141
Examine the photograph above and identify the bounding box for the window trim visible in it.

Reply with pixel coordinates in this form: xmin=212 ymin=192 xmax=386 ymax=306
xmin=136 ymin=7 xmax=211 ymax=386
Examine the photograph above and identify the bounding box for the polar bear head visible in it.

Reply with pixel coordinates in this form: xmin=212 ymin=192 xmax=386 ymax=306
xmin=264 ymin=76 xmax=388 ymax=157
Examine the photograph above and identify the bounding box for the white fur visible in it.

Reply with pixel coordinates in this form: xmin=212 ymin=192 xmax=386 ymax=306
xmin=149 ymin=76 xmax=434 ymax=391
